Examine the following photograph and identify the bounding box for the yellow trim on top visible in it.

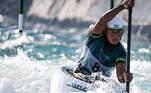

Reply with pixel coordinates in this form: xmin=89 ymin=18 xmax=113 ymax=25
xmin=88 ymin=31 xmax=102 ymax=39
xmin=115 ymin=58 xmax=127 ymax=63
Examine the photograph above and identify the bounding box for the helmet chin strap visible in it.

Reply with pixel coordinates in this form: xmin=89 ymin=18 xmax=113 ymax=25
xmin=120 ymin=30 xmax=124 ymax=40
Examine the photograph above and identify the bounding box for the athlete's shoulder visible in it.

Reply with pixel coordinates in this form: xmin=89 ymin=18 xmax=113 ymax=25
xmin=117 ymin=42 xmax=126 ymax=51
xmin=116 ymin=42 xmax=126 ymax=57
xmin=86 ymin=31 xmax=104 ymax=47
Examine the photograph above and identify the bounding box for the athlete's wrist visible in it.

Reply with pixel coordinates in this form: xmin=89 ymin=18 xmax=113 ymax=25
xmin=118 ymin=3 xmax=125 ymax=10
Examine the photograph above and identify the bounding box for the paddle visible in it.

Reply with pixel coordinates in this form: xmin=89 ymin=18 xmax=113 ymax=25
xmin=126 ymin=7 xmax=132 ymax=93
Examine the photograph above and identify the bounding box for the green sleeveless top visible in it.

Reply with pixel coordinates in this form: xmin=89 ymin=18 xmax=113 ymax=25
xmin=77 ymin=31 xmax=126 ymax=77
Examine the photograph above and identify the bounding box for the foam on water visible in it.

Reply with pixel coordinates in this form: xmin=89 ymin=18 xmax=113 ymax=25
xmin=0 ymin=48 xmax=76 ymax=93
xmin=0 ymin=33 xmax=32 ymax=49
xmin=138 ymin=48 xmax=151 ymax=54
xmin=0 ymin=78 xmax=14 ymax=93
xmin=0 ymin=49 xmax=51 ymax=93
xmin=0 ymin=27 xmax=151 ymax=93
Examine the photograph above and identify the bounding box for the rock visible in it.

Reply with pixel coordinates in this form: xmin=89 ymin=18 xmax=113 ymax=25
xmin=0 ymin=0 xmax=151 ymax=38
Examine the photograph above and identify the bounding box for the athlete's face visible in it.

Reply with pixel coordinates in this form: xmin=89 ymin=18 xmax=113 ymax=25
xmin=106 ymin=29 xmax=123 ymax=45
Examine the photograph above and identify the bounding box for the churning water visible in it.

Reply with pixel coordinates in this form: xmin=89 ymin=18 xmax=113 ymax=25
xmin=0 ymin=25 xmax=151 ymax=93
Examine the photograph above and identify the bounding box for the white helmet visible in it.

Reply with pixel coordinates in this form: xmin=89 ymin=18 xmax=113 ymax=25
xmin=107 ymin=16 xmax=125 ymax=30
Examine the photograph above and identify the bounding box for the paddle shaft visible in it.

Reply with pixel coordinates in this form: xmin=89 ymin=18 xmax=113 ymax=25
xmin=126 ymin=7 xmax=132 ymax=93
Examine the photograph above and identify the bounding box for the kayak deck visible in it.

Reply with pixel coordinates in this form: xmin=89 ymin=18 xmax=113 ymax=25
xmin=62 ymin=66 xmax=108 ymax=84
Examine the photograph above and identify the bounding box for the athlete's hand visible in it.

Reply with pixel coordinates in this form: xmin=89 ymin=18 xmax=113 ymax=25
xmin=122 ymin=0 xmax=135 ymax=9
xmin=118 ymin=72 xmax=133 ymax=83
xmin=116 ymin=62 xmax=133 ymax=83
xmin=123 ymin=72 xmax=133 ymax=82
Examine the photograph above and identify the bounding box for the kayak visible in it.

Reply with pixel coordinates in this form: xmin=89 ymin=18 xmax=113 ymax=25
xmin=50 ymin=66 xmax=123 ymax=93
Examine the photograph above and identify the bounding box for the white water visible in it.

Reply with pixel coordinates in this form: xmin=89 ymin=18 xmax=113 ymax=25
xmin=0 ymin=27 xmax=151 ymax=93
xmin=1 ymin=51 xmax=151 ymax=93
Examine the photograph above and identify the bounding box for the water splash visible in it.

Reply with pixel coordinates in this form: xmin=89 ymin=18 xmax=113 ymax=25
xmin=0 ymin=27 xmax=151 ymax=93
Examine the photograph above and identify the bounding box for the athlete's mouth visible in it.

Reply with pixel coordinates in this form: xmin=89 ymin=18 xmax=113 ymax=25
xmin=112 ymin=38 xmax=119 ymax=43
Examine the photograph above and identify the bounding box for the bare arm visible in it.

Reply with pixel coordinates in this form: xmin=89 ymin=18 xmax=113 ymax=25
xmin=116 ymin=62 xmax=126 ymax=83
xmin=91 ymin=0 xmax=135 ymax=35
xmin=116 ymin=62 xmax=133 ymax=83
xmin=91 ymin=4 xmax=124 ymax=35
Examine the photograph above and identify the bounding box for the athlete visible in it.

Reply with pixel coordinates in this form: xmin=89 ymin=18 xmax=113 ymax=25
xmin=74 ymin=0 xmax=135 ymax=83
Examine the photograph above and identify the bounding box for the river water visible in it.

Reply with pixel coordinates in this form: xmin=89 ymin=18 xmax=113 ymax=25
xmin=0 ymin=25 xmax=151 ymax=93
